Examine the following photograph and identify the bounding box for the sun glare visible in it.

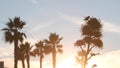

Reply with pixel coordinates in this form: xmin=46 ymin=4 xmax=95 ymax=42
xmin=55 ymin=56 xmax=97 ymax=68
xmin=28 ymin=56 xmax=96 ymax=68
xmin=56 ymin=57 xmax=81 ymax=68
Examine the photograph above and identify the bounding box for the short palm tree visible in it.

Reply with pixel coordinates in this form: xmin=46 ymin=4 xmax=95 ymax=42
xmin=32 ymin=40 xmax=45 ymax=68
xmin=44 ymin=33 xmax=63 ymax=68
xmin=19 ymin=42 xmax=32 ymax=68
xmin=74 ymin=16 xmax=103 ymax=68
xmin=24 ymin=42 xmax=32 ymax=68
xmin=2 ymin=17 xmax=26 ymax=68
xmin=19 ymin=43 xmax=26 ymax=68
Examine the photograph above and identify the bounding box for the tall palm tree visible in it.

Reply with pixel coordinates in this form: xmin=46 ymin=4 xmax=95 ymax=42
xmin=74 ymin=16 xmax=103 ymax=68
xmin=44 ymin=33 xmax=63 ymax=68
xmin=2 ymin=17 xmax=26 ymax=68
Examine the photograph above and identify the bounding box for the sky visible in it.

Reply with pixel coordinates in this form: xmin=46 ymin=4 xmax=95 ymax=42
xmin=0 ymin=0 xmax=120 ymax=68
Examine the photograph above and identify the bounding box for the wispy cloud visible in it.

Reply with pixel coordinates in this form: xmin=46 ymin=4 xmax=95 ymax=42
xmin=102 ymin=21 xmax=120 ymax=33
xmin=28 ymin=0 xmax=38 ymax=4
xmin=31 ymin=23 xmax=53 ymax=31
xmin=24 ymin=21 xmax=54 ymax=44
xmin=59 ymin=13 xmax=120 ymax=33
xmin=59 ymin=13 xmax=84 ymax=25
xmin=92 ymin=50 xmax=120 ymax=68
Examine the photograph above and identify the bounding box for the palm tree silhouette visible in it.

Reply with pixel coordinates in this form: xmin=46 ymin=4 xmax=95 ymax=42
xmin=44 ymin=33 xmax=63 ymax=68
xmin=2 ymin=17 xmax=27 ymax=68
xmin=19 ymin=42 xmax=32 ymax=68
xmin=19 ymin=43 xmax=26 ymax=68
xmin=32 ymin=40 xmax=45 ymax=68
xmin=24 ymin=42 xmax=32 ymax=68
xmin=75 ymin=16 xmax=103 ymax=68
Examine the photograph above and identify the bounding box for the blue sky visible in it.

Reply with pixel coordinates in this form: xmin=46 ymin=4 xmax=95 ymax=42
xmin=0 ymin=0 xmax=120 ymax=68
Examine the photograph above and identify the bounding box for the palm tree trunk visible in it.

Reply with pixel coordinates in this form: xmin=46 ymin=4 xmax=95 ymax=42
xmin=14 ymin=49 xmax=18 ymax=68
xmin=52 ymin=49 xmax=56 ymax=68
xmin=40 ymin=56 xmax=42 ymax=68
xmin=27 ymin=55 xmax=30 ymax=68
xmin=14 ymin=39 xmax=18 ymax=68
xmin=22 ymin=59 xmax=25 ymax=68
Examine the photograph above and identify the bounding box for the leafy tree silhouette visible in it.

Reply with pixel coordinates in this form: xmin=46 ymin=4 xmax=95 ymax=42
xmin=2 ymin=17 xmax=27 ymax=68
xmin=44 ymin=33 xmax=63 ymax=68
xmin=74 ymin=16 xmax=103 ymax=68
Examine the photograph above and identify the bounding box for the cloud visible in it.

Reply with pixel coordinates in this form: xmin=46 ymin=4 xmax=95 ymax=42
xmin=26 ymin=17 xmax=54 ymax=32
xmin=31 ymin=23 xmax=53 ymax=31
xmin=59 ymin=13 xmax=120 ymax=33
xmin=102 ymin=21 xmax=120 ymax=33
xmin=28 ymin=0 xmax=38 ymax=4
xmin=89 ymin=50 xmax=120 ymax=68
xmin=0 ymin=45 xmax=13 ymax=59
xmin=59 ymin=13 xmax=84 ymax=25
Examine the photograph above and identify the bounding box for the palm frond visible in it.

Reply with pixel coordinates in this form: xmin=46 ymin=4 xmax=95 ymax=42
xmin=19 ymin=21 xmax=26 ymax=29
xmin=6 ymin=19 xmax=14 ymax=29
xmin=56 ymin=45 xmax=62 ymax=48
xmin=49 ymin=33 xmax=58 ymax=43
xmin=2 ymin=28 xmax=9 ymax=31
xmin=44 ymin=39 xmax=51 ymax=44
xmin=30 ymin=51 xmax=36 ymax=57
xmin=56 ymin=37 xmax=63 ymax=44
xmin=44 ymin=45 xmax=52 ymax=54
xmin=57 ymin=48 xmax=63 ymax=54
xmin=4 ymin=31 xmax=14 ymax=43
xmin=36 ymin=41 xmax=44 ymax=48
xmin=18 ymin=32 xmax=27 ymax=42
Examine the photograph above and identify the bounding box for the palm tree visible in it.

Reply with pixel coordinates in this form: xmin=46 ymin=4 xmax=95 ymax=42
xmin=44 ymin=33 xmax=63 ymax=68
xmin=32 ymin=40 xmax=45 ymax=68
xmin=19 ymin=43 xmax=26 ymax=68
xmin=24 ymin=42 xmax=32 ymax=68
xmin=19 ymin=42 xmax=32 ymax=68
xmin=74 ymin=16 xmax=103 ymax=68
xmin=2 ymin=17 xmax=26 ymax=68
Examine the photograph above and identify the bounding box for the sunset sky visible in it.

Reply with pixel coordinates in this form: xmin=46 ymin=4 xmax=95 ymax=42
xmin=0 ymin=0 xmax=120 ymax=68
